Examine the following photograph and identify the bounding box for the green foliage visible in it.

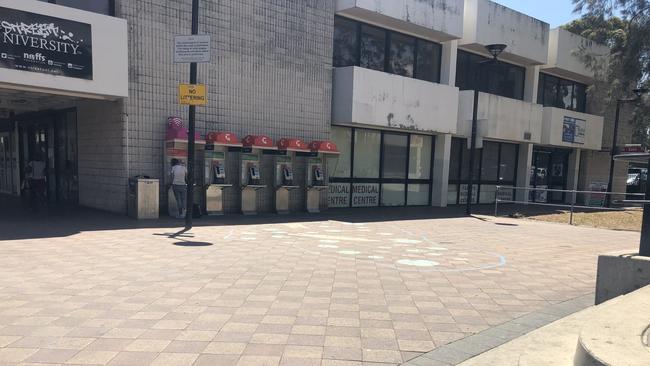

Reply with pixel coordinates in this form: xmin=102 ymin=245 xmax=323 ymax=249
xmin=568 ymin=0 xmax=650 ymax=147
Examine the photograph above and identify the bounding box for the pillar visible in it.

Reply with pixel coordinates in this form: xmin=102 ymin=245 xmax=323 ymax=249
xmin=440 ymin=40 xmax=458 ymax=87
xmin=523 ymin=65 xmax=540 ymax=103
xmin=566 ymin=149 xmax=581 ymax=204
xmin=516 ymin=142 xmax=533 ymax=202
xmin=432 ymin=134 xmax=452 ymax=207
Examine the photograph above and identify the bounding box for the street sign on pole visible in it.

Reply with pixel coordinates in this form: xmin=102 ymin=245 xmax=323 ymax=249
xmin=174 ymin=34 xmax=210 ymax=63
xmin=178 ymin=84 xmax=206 ymax=105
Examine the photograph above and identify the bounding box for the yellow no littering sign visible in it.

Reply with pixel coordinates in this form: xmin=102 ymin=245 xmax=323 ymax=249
xmin=179 ymin=84 xmax=206 ymax=105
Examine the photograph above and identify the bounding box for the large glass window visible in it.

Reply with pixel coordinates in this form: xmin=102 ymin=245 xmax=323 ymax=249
xmin=353 ymin=129 xmax=380 ymax=178
xmin=456 ymin=50 xmax=525 ymax=100
xmin=333 ymin=17 xmax=358 ymax=68
xmin=330 ymin=126 xmax=352 ymax=178
xmin=409 ymin=135 xmax=432 ymax=179
xmin=415 ymin=40 xmax=441 ymax=83
xmin=329 ymin=127 xmax=434 ymax=207
xmin=360 ymin=25 xmax=386 ymax=71
xmin=382 ymin=134 xmax=408 ymax=178
xmin=333 ymin=16 xmax=441 ymax=83
xmin=537 ymin=73 xmax=588 ymax=112
xmin=448 ymin=137 xmax=519 ymax=205
xmin=389 ymin=33 xmax=415 ymax=78
xmin=48 ymin=0 xmax=114 ymax=15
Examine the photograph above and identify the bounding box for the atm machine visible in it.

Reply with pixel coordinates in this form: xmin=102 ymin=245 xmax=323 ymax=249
xmin=240 ymin=135 xmax=276 ymax=215
xmin=306 ymin=140 xmax=339 ymax=213
xmin=164 ymin=117 xmax=205 ymax=217
xmin=204 ymin=132 xmax=241 ymax=215
xmin=274 ymin=138 xmax=307 ymax=214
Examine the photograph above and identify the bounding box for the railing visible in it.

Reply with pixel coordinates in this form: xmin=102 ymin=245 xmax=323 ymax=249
xmin=494 ymin=186 xmax=646 ymax=225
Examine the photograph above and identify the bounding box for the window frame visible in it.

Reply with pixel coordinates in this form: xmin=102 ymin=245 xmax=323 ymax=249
xmin=46 ymin=0 xmax=116 ymax=16
xmin=455 ymin=50 xmax=526 ymax=101
xmin=537 ymin=73 xmax=588 ymax=113
xmin=333 ymin=15 xmax=442 ymax=83
xmin=330 ymin=126 xmax=435 ymax=207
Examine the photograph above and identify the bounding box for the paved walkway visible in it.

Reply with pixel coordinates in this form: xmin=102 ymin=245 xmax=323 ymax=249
xmin=0 ymin=207 xmax=639 ymax=365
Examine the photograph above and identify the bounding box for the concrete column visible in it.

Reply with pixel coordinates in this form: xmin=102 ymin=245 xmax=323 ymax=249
xmin=432 ymin=134 xmax=452 ymax=207
xmin=440 ymin=40 xmax=458 ymax=87
xmin=523 ymin=65 xmax=540 ymax=103
xmin=516 ymin=142 xmax=533 ymax=202
xmin=567 ymin=149 xmax=581 ymax=191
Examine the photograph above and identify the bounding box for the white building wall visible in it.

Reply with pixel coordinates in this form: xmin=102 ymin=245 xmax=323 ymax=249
xmin=461 ymin=0 xmax=549 ymax=65
xmin=543 ymin=28 xmax=609 ymax=84
xmin=332 ymin=67 xmax=459 ymax=134
xmin=541 ymin=108 xmax=604 ymax=151
xmin=336 ymin=0 xmax=464 ymax=42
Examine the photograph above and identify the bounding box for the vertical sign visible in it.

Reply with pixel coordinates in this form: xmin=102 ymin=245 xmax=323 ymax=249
xmin=562 ymin=116 xmax=586 ymax=144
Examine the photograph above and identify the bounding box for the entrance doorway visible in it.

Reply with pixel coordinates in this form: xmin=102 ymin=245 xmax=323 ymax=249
xmin=16 ymin=109 xmax=78 ymax=205
xmin=530 ymin=148 xmax=570 ymax=203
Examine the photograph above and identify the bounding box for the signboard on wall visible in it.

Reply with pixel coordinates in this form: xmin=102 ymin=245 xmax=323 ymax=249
xmin=0 ymin=7 xmax=93 ymax=79
xmin=351 ymin=183 xmax=379 ymax=207
xmin=562 ymin=116 xmax=586 ymax=144
xmin=328 ymin=183 xmax=350 ymax=208
xmin=458 ymin=184 xmax=478 ymax=204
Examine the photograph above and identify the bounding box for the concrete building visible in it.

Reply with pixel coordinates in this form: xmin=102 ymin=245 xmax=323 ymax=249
xmin=0 ymin=0 xmax=619 ymax=216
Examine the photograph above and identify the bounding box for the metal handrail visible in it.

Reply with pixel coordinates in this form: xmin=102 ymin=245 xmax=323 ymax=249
xmin=494 ymin=185 xmax=644 ymax=225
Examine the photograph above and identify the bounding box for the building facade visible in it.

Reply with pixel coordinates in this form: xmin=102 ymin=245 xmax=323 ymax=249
xmin=0 ymin=0 xmax=620 ymax=215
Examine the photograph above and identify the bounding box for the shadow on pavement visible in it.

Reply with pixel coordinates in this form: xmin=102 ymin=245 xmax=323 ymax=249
xmin=0 ymin=193 xmax=583 ymax=241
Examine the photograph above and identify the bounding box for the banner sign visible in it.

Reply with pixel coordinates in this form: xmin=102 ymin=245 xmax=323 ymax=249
xmin=179 ymin=84 xmax=206 ymax=105
xmin=351 ymin=183 xmax=379 ymax=207
xmin=0 ymin=7 xmax=92 ymax=79
xmin=174 ymin=35 xmax=211 ymax=63
xmin=459 ymin=184 xmax=478 ymax=204
xmin=562 ymin=116 xmax=586 ymax=144
xmin=328 ymin=183 xmax=350 ymax=208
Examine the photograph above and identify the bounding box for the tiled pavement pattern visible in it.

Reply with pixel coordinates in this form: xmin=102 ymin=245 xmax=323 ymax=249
xmin=0 ymin=214 xmax=638 ymax=365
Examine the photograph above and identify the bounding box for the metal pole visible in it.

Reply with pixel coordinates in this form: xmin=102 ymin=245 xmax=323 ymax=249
xmin=639 ymin=157 xmax=650 ymax=256
xmin=185 ymin=0 xmax=199 ymax=230
xmin=606 ymin=100 xmax=621 ymax=208
xmin=494 ymin=186 xmax=499 ymax=217
xmin=569 ymin=189 xmax=576 ymax=225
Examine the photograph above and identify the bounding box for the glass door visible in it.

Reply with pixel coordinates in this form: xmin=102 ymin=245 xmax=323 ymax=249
xmin=531 ymin=151 xmax=551 ymax=203
xmin=0 ymin=132 xmax=16 ymax=194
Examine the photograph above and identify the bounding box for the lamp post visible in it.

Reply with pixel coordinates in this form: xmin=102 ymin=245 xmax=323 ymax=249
xmin=466 ymin=44 xmax=507 ymax=216
xmin=605 ymin=87 xmax=648 ymax=207
xmin=185 ymin=0 xmax=200 ymax=230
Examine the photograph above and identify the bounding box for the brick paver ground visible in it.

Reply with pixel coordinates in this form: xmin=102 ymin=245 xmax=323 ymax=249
xmin=0 ymin=207 xmax=639 ymax=365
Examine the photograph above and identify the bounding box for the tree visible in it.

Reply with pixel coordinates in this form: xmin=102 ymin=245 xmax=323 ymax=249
xmin=565 ymin=0 xmax=650 ymax=147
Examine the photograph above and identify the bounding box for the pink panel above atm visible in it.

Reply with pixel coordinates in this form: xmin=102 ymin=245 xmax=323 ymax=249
xmin=206 ymin=132 xmax=243 ymax=147
xmin=242 ymin=135 xmax=276 ymax=150
xmin=277 ymin=138 xmax=309 ymax=152
xmin=308 ymin=140 xmax=339 ymax=154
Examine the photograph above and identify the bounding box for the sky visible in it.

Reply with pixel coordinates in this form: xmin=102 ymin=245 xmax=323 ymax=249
xmin=492 ymin=0 xmax=582 ymax=28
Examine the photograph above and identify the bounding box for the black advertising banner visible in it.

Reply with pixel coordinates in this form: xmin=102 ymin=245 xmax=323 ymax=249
xmin=0 ymin=7 xmax=92 ymax=79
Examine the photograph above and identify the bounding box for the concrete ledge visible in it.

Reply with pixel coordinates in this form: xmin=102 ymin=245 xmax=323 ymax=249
xmin=595 ymin=251 xmax=650 ymax=305
xmin=574 ymin=285 xmax=650 ymax=366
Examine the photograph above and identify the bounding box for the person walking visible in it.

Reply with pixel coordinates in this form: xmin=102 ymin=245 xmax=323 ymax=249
xmin=170 ymin=158 xmax=188 ymax=218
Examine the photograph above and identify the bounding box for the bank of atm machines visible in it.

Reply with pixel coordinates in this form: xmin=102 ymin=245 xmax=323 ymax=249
xmin=240 ymin=135 xmax=276 ymax=215
xmin=274 ymin=138 xmax=307 ymax=214
xmin=306 ymin=140 xmax=340 ymax=213
xmin=204 ymin=132 xmax=241 ymax=215
xmin=164 ymin=117 xmax=205 ymax=217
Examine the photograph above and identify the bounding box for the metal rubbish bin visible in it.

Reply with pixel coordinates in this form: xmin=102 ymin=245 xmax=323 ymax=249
xmin=128 ymin=177 xmax=159 ymax=219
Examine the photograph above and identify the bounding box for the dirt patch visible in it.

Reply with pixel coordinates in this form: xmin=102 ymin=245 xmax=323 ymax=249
xmin=518 ymin=210 xmax=643 ymax=232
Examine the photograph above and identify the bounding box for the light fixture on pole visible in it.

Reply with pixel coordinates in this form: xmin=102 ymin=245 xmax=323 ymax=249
xmin=466 ymin=44 xmax=507 ymax=216
xmin=606 ymin=87 xmax=648 ymax=207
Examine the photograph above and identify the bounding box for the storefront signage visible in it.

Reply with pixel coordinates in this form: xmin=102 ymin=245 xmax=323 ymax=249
xmin=328 ymin=183 xmax=350 ymax=208
xmin=458 ymin=184 xmax=478 ymax=204
xmin=351 ymin=183 xmax=379 ymax=207
xmin=0 ymin=7 xmax=93 ymax=79
xmin=179 ymin=84 xmax=206 ymax=105
xmin=562 ymin=116 xmax=586 ymax=144
xmin=586 ymin=182 xmax=608 ymax=207
xmin=174 ymin=35 xmax=211 ymax=63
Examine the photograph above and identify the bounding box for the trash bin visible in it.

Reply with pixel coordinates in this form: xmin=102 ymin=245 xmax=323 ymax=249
xmin=128 ymin=177 xmax=159 ymax=219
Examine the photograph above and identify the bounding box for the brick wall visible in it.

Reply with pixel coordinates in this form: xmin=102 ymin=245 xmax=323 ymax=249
xmin=118 ymin=0 xmax=335 ymax=214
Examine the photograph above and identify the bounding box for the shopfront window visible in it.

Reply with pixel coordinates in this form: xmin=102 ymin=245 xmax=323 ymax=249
xmin=448 ymin=137 xmax=519 ymax=205
xmin=382 ymin=133 xmax=408 ymax=179
xmin=537 ymin=73 xmax=587 ymax=112
xmin=330 ymin=126 xmax=352 ymax=178
xmin=353 ymin=129 xmax=380 ymax=178
xmin=456 ymin=50 xmax=525 ymax=100
xmin=44 ymin=0 xmax=115 ymax=16
xmin=332 ymin=16 xmax=442 ymax=83
xmin=329 ymin=126 xmax=434 ymax=207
